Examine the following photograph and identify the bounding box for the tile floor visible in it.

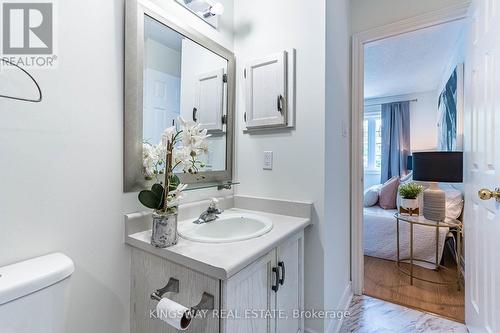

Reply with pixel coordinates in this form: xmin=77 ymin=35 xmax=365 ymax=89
xmin=340 ymin=295 xmax=468 ymax=333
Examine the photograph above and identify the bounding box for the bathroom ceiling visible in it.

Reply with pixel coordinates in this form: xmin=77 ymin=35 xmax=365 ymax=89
xmin=364 ymin=20 xmax=465 ymax=99
xmin=145 ymin=15 xmax=183 ymax=51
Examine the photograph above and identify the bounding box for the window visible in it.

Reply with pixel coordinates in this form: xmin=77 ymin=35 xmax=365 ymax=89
xmin=364 ymin=109 xmax=382 ymax=172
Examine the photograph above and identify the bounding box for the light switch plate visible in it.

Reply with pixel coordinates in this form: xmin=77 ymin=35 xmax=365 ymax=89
xmin=263 ymin=151 xmax=273 ymax=170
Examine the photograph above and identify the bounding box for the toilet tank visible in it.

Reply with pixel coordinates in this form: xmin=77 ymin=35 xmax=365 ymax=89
xmin=0 ymin=253 xmax=74 ymax=333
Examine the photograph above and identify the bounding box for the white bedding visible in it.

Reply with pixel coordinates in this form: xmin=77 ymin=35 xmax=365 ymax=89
xmin=364 ymin=206 xmax=449 ymax=268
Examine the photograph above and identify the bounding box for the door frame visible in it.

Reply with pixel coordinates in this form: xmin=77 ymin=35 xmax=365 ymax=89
xmin=350 ymin=3 xmax=471 ymax=295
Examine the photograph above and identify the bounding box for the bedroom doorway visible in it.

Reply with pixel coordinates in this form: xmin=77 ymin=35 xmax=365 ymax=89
xmin=351 ymin=5 xmax=469 ymax=324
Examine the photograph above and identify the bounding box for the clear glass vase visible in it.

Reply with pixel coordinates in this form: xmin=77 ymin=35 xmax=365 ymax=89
xmin=151 ymin=210 xmax=178 ymax=248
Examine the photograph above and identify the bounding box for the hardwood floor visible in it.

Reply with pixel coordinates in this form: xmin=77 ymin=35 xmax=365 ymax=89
xmin=363 ymin=255 xmax=464 ymax=323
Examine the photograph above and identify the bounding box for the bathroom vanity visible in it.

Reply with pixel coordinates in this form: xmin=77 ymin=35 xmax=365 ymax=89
xmin=126 ymin=196 xmax=311 ymax=333
xmin=123 ymin=0 xmax=311 ymax=331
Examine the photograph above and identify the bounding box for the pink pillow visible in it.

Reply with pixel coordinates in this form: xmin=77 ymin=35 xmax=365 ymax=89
xmin=379 ymin=176 xmax=399 ymax=209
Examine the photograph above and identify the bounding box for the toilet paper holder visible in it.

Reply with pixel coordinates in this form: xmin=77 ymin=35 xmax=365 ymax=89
xmin=151 ymin=278 xmax=180 ymax=301
xmin=150 ymin=277 xmax=215 ymax=314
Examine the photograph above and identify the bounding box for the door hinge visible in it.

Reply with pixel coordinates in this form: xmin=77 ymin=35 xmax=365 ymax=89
xmin=221 ymin=114 xmax=227 ymax=124
xmin=223 ymin=74 xmax=228 ymax=83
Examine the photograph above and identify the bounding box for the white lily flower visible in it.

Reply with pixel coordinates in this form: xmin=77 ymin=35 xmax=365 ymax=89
xmin=142 ymin=143 xmax=156 ymax=177
xmin=167 ymin=183 xmax=188 ymax=207
xmin=141 ymin=115 xmax=211 ymax=210
xmin=173 ymin=146 xmax=194 ymax=173
xmin=177 ymin=116 xmax=189 ymax=128
xmin=161 ymin=126 xmax=176 ymax=145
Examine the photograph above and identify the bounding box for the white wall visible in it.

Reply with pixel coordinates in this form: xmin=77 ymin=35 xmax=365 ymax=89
xmin=145 ymin=38 xmax=181 ymax=76
xmin=232 ymin=0 xmax=327 ymax=331
xmin=325 ymin=0 xmax=352 ymax=332
xmin=365 ymin=91 xmax=440 ymax=151
xmin=351 ymin=0 xmax=470 ymax=34
xmin=0 ymin=1 xmax=233 ymax=333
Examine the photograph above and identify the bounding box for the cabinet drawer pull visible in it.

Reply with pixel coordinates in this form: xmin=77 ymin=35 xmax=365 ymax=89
xmin=272 ymin=267 xmax=280 ymax=292
xmin=278 ymin=261 xmax=285 ymax=286
xmin=192 ymin=107 xmax=198 ymax=122
xmin=277 ymin=95 xmax=284 ymax=114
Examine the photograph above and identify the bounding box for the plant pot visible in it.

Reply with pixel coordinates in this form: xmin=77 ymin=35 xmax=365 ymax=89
xmin=151 ymin=210 xmax=178 ymax=248
xmin=401 ymin=198 xmax=419 ymax=210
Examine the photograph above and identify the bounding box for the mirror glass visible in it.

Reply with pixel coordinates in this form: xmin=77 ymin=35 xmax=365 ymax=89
xmin=143 ymin=15 xmax=228 ymax=174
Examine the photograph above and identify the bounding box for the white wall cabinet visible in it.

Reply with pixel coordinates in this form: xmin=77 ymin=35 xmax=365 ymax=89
xmin=194 ymin=68 xmax=225 ymax=132
xmin=131 ymin=232 xmax=304 ymax=333
xmin=244 ymin=51 xmax=288 ymax=129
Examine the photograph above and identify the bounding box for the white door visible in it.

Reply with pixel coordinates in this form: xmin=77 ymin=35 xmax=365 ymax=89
xmin=223 ymin=251 xmax=277 ymax=333
xmin=143 ymin=68 xmax=180 ymax=144
xmin=245 ymin=51 xmax=287 ymax=129
xmin=464 ymin=1 xmax=500 ymax=332
xmin=194 ymin=68 xmax=225 ymax=132
xmin=276 ymin=233 xmax=303 ymax=333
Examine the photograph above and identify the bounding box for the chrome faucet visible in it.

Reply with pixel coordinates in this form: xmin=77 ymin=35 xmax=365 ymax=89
xmin=193 ymin=198 xmax=223 ymax=224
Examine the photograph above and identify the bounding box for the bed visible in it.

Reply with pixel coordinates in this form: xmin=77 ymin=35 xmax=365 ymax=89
xmin=363 ymin=205 xmax=449 ymax=267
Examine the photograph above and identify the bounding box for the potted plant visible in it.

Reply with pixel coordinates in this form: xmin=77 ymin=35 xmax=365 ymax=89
xmin=399 ymin=182 xmax=424 ymax=214
xmin=139 ymin=117 xmax=210 ymax=248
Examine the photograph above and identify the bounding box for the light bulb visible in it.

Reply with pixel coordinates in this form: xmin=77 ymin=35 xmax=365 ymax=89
xmin=209 ymin=2 xmax=224 ymax=16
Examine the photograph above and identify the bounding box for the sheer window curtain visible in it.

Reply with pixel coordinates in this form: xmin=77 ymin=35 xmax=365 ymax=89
xmin=380 ymin=101 xmax=411 ymax=183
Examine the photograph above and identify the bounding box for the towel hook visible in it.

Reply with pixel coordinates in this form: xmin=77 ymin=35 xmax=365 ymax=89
xmin=0 ymin=58 xmax=43 ymax=103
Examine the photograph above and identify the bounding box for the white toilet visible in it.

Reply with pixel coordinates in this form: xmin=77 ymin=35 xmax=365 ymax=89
xmin=0 ymin=253 xmax=74 ymax=333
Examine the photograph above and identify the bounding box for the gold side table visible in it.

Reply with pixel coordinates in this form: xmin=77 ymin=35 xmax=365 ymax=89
xmin=394 ymin=213 xmax=462 ymax=290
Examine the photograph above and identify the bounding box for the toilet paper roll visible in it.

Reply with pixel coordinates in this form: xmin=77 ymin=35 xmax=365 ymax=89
xmin=156 ymin=298 xmax=192 ymax=330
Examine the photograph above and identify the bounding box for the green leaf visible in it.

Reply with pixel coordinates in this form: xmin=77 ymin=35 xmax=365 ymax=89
xmin=138 ymin=190 xmax=162 ymax=209
xmin=151 ymin=183 xmax=165 ymax=209
xmin=151 ymin=183 xmax=164 ymax=197
xmin=169 ymin=174 xmax=180 ymax=191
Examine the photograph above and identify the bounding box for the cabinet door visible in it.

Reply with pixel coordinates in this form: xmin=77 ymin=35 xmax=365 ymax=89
xmin=245 ymin=51 xmax=287 ymax=129
xmin=194 ymin=68 xmax=225 ymax=132
xmin=276 ymin=232 xmax=304 ymax=333
xmin=222 ymin=251 xmax=277 ymax=333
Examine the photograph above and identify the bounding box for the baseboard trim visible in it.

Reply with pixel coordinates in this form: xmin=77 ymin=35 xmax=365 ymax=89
xmin=327 ymin=282 xmax=353 ymax=333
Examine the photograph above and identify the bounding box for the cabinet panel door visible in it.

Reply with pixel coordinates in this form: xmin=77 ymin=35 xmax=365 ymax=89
xmin=245 ymin=51 xmax=287 ymax=129
xmin=223 ymin=251 xmax=277 ymax=333
xmin=195 ymin=68 xmax=225 ymax=132
xmin=277 ymin=232 xmax=303 ymax=333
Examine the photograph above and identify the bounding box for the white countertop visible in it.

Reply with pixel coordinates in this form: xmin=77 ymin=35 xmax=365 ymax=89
xmin=126 ymin=208 xmax=311 ymax=280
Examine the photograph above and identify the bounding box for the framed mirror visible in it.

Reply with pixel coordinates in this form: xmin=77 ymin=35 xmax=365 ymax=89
xmin=124 ymin=0 xmax=235 ymax=192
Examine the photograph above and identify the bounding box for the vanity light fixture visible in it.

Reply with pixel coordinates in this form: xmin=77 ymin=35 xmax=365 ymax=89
xmin=175 ymin=0 xmax=224 ymax=28
xmin=203 ymin=2 xmax=224 ymax=17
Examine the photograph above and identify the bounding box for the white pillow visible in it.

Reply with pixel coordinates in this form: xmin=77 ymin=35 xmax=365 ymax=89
xmin=364 ymin=185 xmax=381 ymax=207
xmin=400 ymin=171 xmax=413 ymax=184
xmin=444 ymin=187 xmax=464 ymax=219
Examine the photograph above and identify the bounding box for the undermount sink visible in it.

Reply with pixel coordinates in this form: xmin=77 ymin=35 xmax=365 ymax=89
xmin=178 ymin=212 xmax=273 ymax=243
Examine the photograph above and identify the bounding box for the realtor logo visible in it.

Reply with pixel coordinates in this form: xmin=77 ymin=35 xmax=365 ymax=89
xmin=2 ymin=2 xmax=53 ymax=54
